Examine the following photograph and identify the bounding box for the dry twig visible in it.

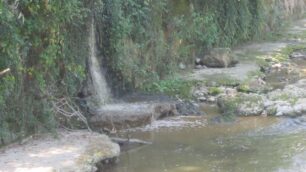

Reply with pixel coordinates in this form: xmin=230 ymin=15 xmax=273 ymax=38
xmin=51 ymin=97 xmax=92 ymax=132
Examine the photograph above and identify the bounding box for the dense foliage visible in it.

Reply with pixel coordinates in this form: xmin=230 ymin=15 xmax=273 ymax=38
xmin=0 ymin=0 xmax=89 ymax=144
xmin=0 ymin=0 xmax=305 ymax=145
xmin=97 ymin=0 xmax=306 ymax=91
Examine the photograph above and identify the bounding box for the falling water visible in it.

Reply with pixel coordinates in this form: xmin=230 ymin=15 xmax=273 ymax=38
xmin=88 ymin=17 xmax=111 ymax=105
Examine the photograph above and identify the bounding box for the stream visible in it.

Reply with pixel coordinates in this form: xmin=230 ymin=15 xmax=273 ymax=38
xmin=105 ymin=105 xmax=306 ymax=172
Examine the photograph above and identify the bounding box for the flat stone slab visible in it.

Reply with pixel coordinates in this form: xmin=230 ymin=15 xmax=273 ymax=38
xmin=234 ymin=42 xmax=289 ymax=55
xmin=0 ymin=130 xmax=120 ymax=172
xmin=90 ymin=102 xmax=177 ymax=130
xmin=186 ymin=61 xmax=259 ymax=82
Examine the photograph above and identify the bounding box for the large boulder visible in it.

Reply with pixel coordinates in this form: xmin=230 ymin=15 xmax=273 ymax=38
xmin=89 ymin=103 xmax=178 ymax=130
xmin=202 ymin=48 xmax=238 ymax=68
xmin=217 ymin=93 xmax=265 ymax=116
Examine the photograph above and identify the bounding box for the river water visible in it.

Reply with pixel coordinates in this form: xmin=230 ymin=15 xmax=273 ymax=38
xmin=106 ymin=105 xmax=306 ymax=172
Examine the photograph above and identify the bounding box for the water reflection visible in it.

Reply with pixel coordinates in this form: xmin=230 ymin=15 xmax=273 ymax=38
xmin=106 ymin=111 xmax=306 ymax=172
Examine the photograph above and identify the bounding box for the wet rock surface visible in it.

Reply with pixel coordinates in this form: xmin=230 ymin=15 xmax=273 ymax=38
xmin=188 ymin=17 xmax=306 ymax=118
xmin=213 ymin=79 xmax=306 ymax=117
xmin=290 ymin=49 xmax=306 ymax=60
xmin=175 ymin=100 xmax=204 ymax=116
xmin=265 ymin=79 xmax=306 ymax=117
xmin=89 ymin=103 xmax=178 ymax=130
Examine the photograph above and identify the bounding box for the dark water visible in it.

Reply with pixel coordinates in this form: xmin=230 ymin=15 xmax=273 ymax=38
xmin=106 ymin=105 xmax=306 ymax=172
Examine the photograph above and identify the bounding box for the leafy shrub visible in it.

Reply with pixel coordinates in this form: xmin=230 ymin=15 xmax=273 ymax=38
xmin=208 ymin=87 xmax=223 ymax=96
xmin=237 ymin=84 xmax=251 ymax=93
xmin=143 ymin=78 xmax=193 ymax=99
xmin=0 ymin=0 xmax=88 ymax=145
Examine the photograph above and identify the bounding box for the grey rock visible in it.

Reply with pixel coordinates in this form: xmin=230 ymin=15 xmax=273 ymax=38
xmin=264 ymin=62 xmax=301 ymax=89
xmin=90 ymin=103 xmax=178 ymax=130
xmin=195 ymin=65 xmax=204 ymax=69
xmin=202 ymin=48 xmax=238 ymax=68
xmin=179 ymin=63 xmax=186 ymax=70
xmin=207 ymin=97 xmax=217 ymax=103
xmin=192 ymin=86 xmax=209 ymax=97
xmin=264 ymin=79 xmax=306 ymax=117
xmin=198 ymin=96 xmax=207 ymax=102
xmin=248 ymin=77 xmax=271 ymax=93
xmin=218 ymin=93 xmax=264 ymax=116
xmin=176 ymin=101 xmax=204 ymax=116
xmin=293 ymin=99 xmax=306 ymax=114
xmin=195 ymin=58 xmax=202 ymax=64
xmin=290 ymin=51 xmax=306 ymax=60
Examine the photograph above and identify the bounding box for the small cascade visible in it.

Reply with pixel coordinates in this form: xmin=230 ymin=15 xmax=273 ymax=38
xmin=88 ymin=17 xmax=111 ymax=105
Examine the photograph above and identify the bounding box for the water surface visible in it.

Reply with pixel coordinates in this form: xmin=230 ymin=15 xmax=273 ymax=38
xmin=106 ymin=106 xmax=306 ymax=172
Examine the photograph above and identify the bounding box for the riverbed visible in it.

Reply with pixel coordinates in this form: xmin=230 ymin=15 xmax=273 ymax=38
xmin=105 ymin=105 xmax=306 ymax=172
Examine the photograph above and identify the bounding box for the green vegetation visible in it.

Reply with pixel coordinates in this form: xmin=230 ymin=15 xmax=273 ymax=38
xmin=0 ymin=0 xmax=89 ymax=144
xmin=208 ymin=87 xmax=223 ymax=96
xmin=270 ymin=93 xmax=299 ymax=105
xmin=256 ymin=44 xmax=306 ymax=66
xmin=219 ymin=93 xmax=264 ymax=116
xmin=143 ymin=78 xmax=194 ymax=99
xmin=204 ymin=75 xmax=241 ymax=87
xmin=237 ymin=84 xmax=251 ymax=93
xmin=96 ymin=0 xmax=306 ymax=90
xmin=1 ymin=0 xmax=305 ymax=145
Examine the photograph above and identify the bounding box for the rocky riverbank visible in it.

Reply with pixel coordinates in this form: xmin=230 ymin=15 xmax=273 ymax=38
xmin=190 ymin=18 xmax=306 ymax=118
xmin=0 ymin=130 xmax=120 ymax=172
xmin=2 ymin=14 xmax=306 ymax=172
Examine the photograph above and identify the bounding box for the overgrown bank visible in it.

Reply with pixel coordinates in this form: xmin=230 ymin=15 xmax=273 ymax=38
xmin=1 ymin=0 xmax=306 ymax=145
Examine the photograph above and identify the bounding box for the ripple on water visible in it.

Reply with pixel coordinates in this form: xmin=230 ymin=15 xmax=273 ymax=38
xmin=127 ymin=116 xmax=208 ymax=132
xmin=110 ymin=116 xmax=306 ymax=172
xmin=246 ymin=116 xmax=306 ymax=137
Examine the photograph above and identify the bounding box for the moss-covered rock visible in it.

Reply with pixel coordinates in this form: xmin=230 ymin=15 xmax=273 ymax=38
xmin=217 ymin=93 xmax=265 ymax=116
xmin=238 ymin=77 xmax=272 ymax=93
xmin=264 ymin=79 xmax=306 ymax=117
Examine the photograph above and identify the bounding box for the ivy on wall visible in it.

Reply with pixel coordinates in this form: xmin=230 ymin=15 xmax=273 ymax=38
xmin=96 ymin=0 xmax=305 ymax=92
xmin=0 ymin=0 xmax=88 ymax=144
xmin=0 ymin=0 xmax=305 ymax=145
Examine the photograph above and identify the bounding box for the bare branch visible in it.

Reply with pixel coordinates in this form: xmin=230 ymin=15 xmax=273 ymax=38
xmin=51 ymin=97 xmax=92 ymax=132
xmin=0 ymin=68 xmax=11 ymax=77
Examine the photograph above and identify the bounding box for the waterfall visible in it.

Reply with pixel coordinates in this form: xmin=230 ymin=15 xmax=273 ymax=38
xmin=88 ymin=17 xmax=111 ymax=105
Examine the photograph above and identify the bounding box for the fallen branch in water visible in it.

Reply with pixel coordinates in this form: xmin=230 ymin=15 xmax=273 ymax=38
xmin=111 ymin=137 xmax=152 ymax=145
xmin=0 ymin=68 xmax=10 ymax=77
